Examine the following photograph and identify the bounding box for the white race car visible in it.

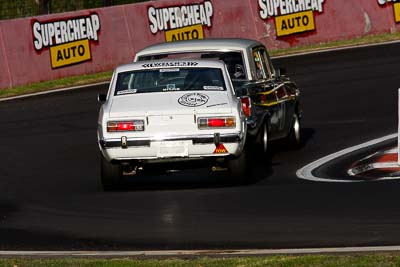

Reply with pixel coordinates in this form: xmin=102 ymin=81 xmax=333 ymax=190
xmin=97 ymin=60 xmax=248 ymax=190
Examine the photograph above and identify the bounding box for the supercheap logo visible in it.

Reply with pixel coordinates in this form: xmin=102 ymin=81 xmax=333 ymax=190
xmin=32 ymin=13 xmax=100 ymax=69
xmin=148 ymin=1 xmax=213 ymax=42
xmin=378 ymin=0 xmax=400 ymax=22
xmin=259 ymin=0 xmax=325 ymax=37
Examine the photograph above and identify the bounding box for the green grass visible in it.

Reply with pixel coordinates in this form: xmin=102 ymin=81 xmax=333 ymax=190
xmin=1 ymin=31 xmax=400 ymax=99
xmin=2 ymin=255 xmax=400 ymax=267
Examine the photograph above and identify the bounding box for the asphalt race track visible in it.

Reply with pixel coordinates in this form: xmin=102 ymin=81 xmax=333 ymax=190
xmin=1 ymin=42 xmax=400 ymax=250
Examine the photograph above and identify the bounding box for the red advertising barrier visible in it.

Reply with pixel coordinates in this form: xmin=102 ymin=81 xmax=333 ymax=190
xmin=253 ymin=0 xmax=399 ymax=49
xmin=0 ymin=0 xmax=400 ymax=89
xmin=0 ymin=23 xmax=12 ymax=89
xmin=0 ymin=6 xmax=135 ymax=89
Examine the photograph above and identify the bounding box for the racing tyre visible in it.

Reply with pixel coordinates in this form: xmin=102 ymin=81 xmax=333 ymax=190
xmin=287 ymin=113 xmax=302 ymax=149
xmin=100 ymin=154 xmax=123 ymax=191
xmin=256 ymin=122 xmax=268 ymax=154
xmin=227 ymin=148 xmax=251 ymax=185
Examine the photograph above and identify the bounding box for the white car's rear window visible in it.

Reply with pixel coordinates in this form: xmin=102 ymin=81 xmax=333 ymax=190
xmin=114 ymin=67 xmax=226 ymax=96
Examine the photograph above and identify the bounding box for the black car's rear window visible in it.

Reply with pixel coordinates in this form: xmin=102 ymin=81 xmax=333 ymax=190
xmin=138 ymin=51 xmax=246 ymax=80
xmin=114 ymin=67 xmax=226 ymax=96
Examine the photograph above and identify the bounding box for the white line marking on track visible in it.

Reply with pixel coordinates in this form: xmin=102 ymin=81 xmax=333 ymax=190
xmin=2 ymin=246 xmax=400 ymax=257
xmin=296 ymin=133 xmax=397 ymax=183
xmin=384 ymin=148 xmax=398 ymax=154
xmin=351 ymin=147 xmax=397 ymax=163
xmin=348 ymin=162 xmax=400 ymax=176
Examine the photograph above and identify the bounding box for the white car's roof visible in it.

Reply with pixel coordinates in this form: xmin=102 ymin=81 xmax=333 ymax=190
xmin=135 ymin=38 xmax=262 ymax=59
xmin=115 ymin=59 xmax=227 ymax=73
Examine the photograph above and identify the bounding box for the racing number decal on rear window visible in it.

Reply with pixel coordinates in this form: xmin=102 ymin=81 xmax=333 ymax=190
xmin=178 ymin=93 xmax=209 ymax=107
xmin=148 ymin=1 xmax=214 ymax=42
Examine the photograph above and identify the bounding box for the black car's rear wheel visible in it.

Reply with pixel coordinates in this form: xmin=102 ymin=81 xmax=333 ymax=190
xmin=256 ymin=121 xmax=268 ymax=154
xmin=227 ymin=148 xmax=250 ymax=185
xmin=287 ymin=113 xmax=302 ymax=149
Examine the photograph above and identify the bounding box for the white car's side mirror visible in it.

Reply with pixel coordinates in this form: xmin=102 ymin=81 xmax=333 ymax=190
xmin=98 ymin=94 xmax=107 ymax=103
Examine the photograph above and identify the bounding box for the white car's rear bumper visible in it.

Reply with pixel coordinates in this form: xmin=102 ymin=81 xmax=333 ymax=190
xmin=99 ymin=132 xmax=244 ymax=161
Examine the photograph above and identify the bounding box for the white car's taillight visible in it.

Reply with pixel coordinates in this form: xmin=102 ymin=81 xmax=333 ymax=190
xmin=107 ymin=120 xmax=144 ymax=132
xmin=240 ymin=96 xmax=251 ymax=117
xmin=198 ymin=117 xmax=236 ymax=129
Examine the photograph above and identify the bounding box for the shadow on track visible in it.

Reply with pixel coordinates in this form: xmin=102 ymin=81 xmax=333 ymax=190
xmin=102 ymin=153 xmax=274 ymax=192
xmin=98 ymin=128 xmax=315 ymax=192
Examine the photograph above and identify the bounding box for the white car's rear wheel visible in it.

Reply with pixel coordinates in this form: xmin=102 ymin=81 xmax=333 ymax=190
xmin=100 ymin=154 xmax=123 ymax=191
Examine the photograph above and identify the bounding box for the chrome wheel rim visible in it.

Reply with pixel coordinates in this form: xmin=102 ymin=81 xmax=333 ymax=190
xmin=262 ymin=123 xmax=268 ymax=153
xmin=293 ymin=115 xmax=301 ymax=143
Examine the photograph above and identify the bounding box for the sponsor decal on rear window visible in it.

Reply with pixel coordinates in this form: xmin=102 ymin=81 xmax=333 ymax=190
xmin=160 ymin=68 xmax=180 ymax=72
xmin=32 ymin=13 xmax=100 ymax=69
xmin=163 ymin=84 xmax=180 ymax=91
xmin=142 ymin=62 xmax=198 ymax=68
xmin=204 ymin=86 xmax=223 ymax=90
xmin=178 ymin=93 xmax=209 ymax=107
xmin=117 ymin=89 xmax=138 ymax=95
xmin=148 ymin=1 xmax=213 ymax=42
xmin=258 ymin=0 xmax=325 ymax=37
